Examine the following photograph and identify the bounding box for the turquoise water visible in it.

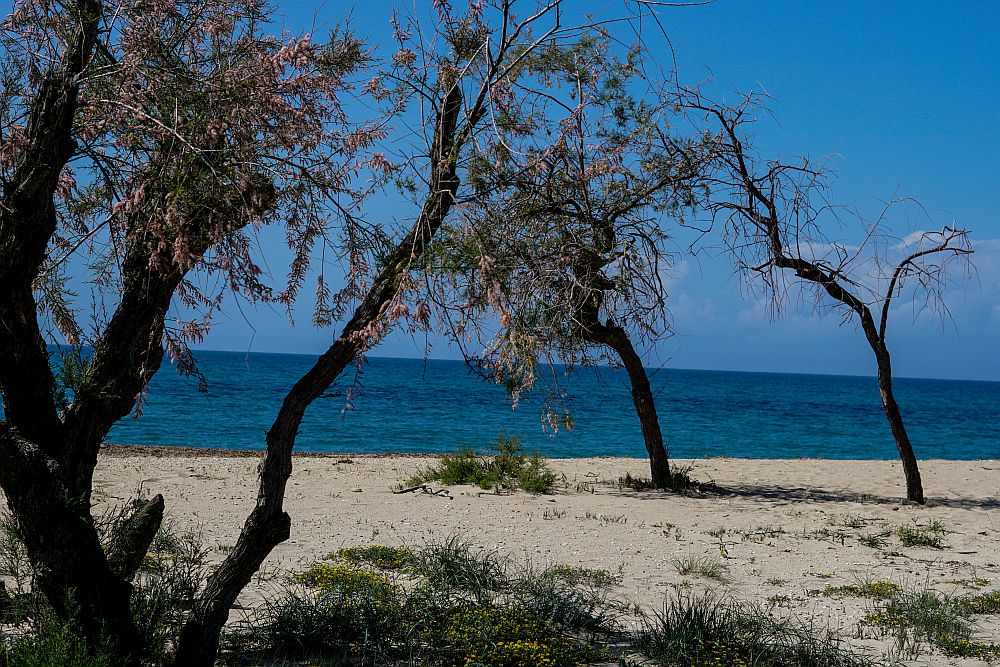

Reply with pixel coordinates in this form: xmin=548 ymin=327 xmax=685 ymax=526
xmin=99 ymin=351 xmax=1000 ymax=459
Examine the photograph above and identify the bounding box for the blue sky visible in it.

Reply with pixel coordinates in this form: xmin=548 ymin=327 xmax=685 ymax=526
xmin=191 ymin=1 xmax=999 ymax=381
xmin=13 ymin=0 xmax=986 ymax=380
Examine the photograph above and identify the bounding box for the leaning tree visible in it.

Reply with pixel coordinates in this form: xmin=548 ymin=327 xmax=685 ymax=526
xmin=3 ymin=0 xmax=601 ymax=663
xmin=170 ymin=2 xmax=592 ymax=663
xmin=426 ymin=33 xmax=714 ymax=488
xmin=692 ymin=94 xmax=973 ymax=504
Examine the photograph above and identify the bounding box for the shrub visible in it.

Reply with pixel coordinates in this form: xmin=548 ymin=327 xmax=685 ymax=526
xmin=619 ymin=465 xmax=697 ymax=494
xmin=896 ymin=520 xmax=948 ymax=549
xmin=860 ymin=585 xmax=1000 ymax=660
xmin=410 ymin=537 xmax=509 ymax=602
xmin=670 ymin=556 xmax=728 ymax=582
xmin=332 ymin=545 xmax=415 ymax=572
xmin=408 ymin=434 xmax=558 ymax=494
xmin=0 ymin=615 xmax=114 ymax=667
xmin=638 ymin=593 xmax=873 ymax=667
xmin=226 ymin=540 xmax=627 ymax=665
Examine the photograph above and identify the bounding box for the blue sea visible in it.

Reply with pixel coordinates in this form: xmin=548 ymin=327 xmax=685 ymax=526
xmin=97 ymin=351 xmax=1000 ymax=460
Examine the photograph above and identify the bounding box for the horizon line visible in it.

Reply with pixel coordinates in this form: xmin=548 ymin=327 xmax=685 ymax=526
xmin=186 ymin=346 xmax=1000 ymax=385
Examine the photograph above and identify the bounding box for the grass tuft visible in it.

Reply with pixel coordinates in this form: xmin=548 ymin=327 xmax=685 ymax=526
xmin=670 ymin=556 xmax=728 ymax=582
xmin=638 ymin=593 xmax=872 ymax=666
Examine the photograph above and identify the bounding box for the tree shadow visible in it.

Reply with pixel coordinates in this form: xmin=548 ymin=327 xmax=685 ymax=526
xmin=610 ymin=481 xmax=1000 ymax=510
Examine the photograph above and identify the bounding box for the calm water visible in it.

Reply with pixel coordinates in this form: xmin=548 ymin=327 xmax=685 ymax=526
xmin=95 ymin=351 xmax=1000 ymax=459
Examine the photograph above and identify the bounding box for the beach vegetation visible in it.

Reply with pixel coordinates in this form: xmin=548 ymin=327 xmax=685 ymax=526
xmin=859 ymin=584 xmax=1000 ymax=660
xmin=671 ymin=556 xmax=729 ymax=582
xmin=896 ymin=520 xmax=948 ymax=549
xmin=619 ymin=466 xmax=698 ymax=495
xmin=330 ymin=545 xmax=415 ymax=572
xmin=407 ymin=434 xmax=558 ymax=494
xmin=814 ymin=579 xmax=901 ymax=600
xmin=858 ymin=531 xmax=890 ymax=549
xmin=637 ymin=593 xmax=874 ymax=667
xmin=224 ymin=540 xmax=627 ymax=666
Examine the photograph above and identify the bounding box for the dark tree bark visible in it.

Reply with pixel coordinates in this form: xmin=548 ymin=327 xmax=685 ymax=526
xmin=703 ymin=106 xmax=933 ymax=504
xmin=583 ymin=321 xmax=671 ymax=487
xmin=0 ymin=0 xmax=151 ymax=658
xmin=171 ymin=83 xmax=465 ymax=667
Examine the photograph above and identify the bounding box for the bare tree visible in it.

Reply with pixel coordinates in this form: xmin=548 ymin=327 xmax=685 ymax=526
xmin=692 ymin=95 xmax=973 ymax=504
xmin=426 ymin=31 xmax=714 ymax=488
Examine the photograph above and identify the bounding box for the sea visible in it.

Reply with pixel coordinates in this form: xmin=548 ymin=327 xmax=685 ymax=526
xmin=94 ymin=350 xmax=1000 ymax=460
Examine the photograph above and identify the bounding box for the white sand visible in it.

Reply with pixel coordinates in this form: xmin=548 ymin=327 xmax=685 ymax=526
xmin=92 ymin=451 xmax=1000 ymax=666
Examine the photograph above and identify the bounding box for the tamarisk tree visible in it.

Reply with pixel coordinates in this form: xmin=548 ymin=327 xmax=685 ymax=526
xmin=694 ymin=95 xmax=973 ymax=504
xmin=0 ymin=0 xmax=375 ymax=661
xmin=429 ymin=34 xmax=712 ymax=488
xmin=172 ymin=2 xmax=587 ymax=665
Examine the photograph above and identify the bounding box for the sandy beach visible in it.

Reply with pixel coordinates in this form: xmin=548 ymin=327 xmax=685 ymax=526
xmin=92 ymin=448 xmax=1000 ymax=666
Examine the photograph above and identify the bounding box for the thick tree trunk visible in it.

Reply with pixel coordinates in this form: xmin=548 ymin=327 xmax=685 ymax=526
xmin=875 ymin=348 xmax=925 ymax=504
xmin=0 ymin=426 xmax=143 ymax=664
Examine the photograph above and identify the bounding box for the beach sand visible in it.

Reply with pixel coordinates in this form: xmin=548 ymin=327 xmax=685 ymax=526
xmin=92 ymin=447 xmax=1000 ymax=666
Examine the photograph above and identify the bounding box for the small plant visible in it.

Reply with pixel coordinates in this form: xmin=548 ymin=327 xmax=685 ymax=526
xmin=858 ymin=531 xmax=889 ymax=549
xmin=544 ymin=564 xmax=622 ymax=589
xmin=408 ymin=434 xmax=557 ymax=494
xmin=765 ymin=578 xmax=787 ymax=586
xmin=860 ymin=584 xmax=1000 ymax=660
xmin=332 ymin=545 xmax=414 ymax=571
xmin=542 ymin=508 xmax=566 ymax=520
xmin=618 ymin=464 xmax=697 ymax=494
xmin=816 ymin=580 xmax=900 ymax=600
xmin=670 ymin=556 xmax=728 ymax=582
xmin=896 ymin=520 xmax=948 ymax=549
xmin=957 ymin=589 xmax=1000 ymax=615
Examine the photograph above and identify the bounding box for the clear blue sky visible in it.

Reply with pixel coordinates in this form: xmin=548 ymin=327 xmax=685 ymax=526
xmin=195 ymin=1 xmax=1000 ymax=381
xmin=24 ymin=0 xmax=991 ymax=380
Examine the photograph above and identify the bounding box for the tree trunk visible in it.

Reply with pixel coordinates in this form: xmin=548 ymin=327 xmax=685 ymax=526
xmin=171 ymin=83 xmax=465 ymax=667
xmin=875 ymin=347 xmax=925 ymax=504
xmin=584 ymin=322 xmax=671 ymax=488
xmin=0 ymin=427 xmax=143 ymax=664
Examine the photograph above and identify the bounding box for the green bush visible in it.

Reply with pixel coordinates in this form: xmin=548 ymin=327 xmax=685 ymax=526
xmin=408 ymin=434 xmax=558 ymax=494
xmin=225 ymin=540 xmax=625 ymax=665
xmin=332 ymin=545 xmax=415 ymax=572
xmin=860 ymin=585 xmax=1000 ymax=660
xmin=0 ymin=618 xmax=114 ymax=667
xmin=638 ymin=593 xmax=873 ymax=667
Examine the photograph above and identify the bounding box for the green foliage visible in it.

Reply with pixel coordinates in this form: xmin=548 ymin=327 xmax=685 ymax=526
xmin=816 ymin=580 xmax=900 ymax=600
xmin=958 ymin=589 xmax=1000 ymax=615
xmin=225 ymin=539 xmax=626 ymax=666
xmin=619 ymin=465 xmax=697 ymax=494
xmin=294 ymin=563 xmax=398 ymax=597
xmin=408 ymin=434 xmax=558 ymax=494
xmin=132 ymin=524 xmax=210 ymax=665
xmin=410 ymin=537 xmax=509 ymax=602
xmin=543 ymin=564 xmax=622 ymax=590
xmin=0 ymin=615 xmax=114 ymax=667
xmin=860 ymin=585 xmax=1000 ymax=660
xmin=670 ymin=556 xmax=728 ymax=582
xmin=332 ymin=545 xmax=415 ymax=572
xmin=638 ymin=593 xmax=873 ymax=667
xmin=435 ymin=606 xmax=585 ymax=667
xmin=895 ymin=520 xmax=948 ymax=549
